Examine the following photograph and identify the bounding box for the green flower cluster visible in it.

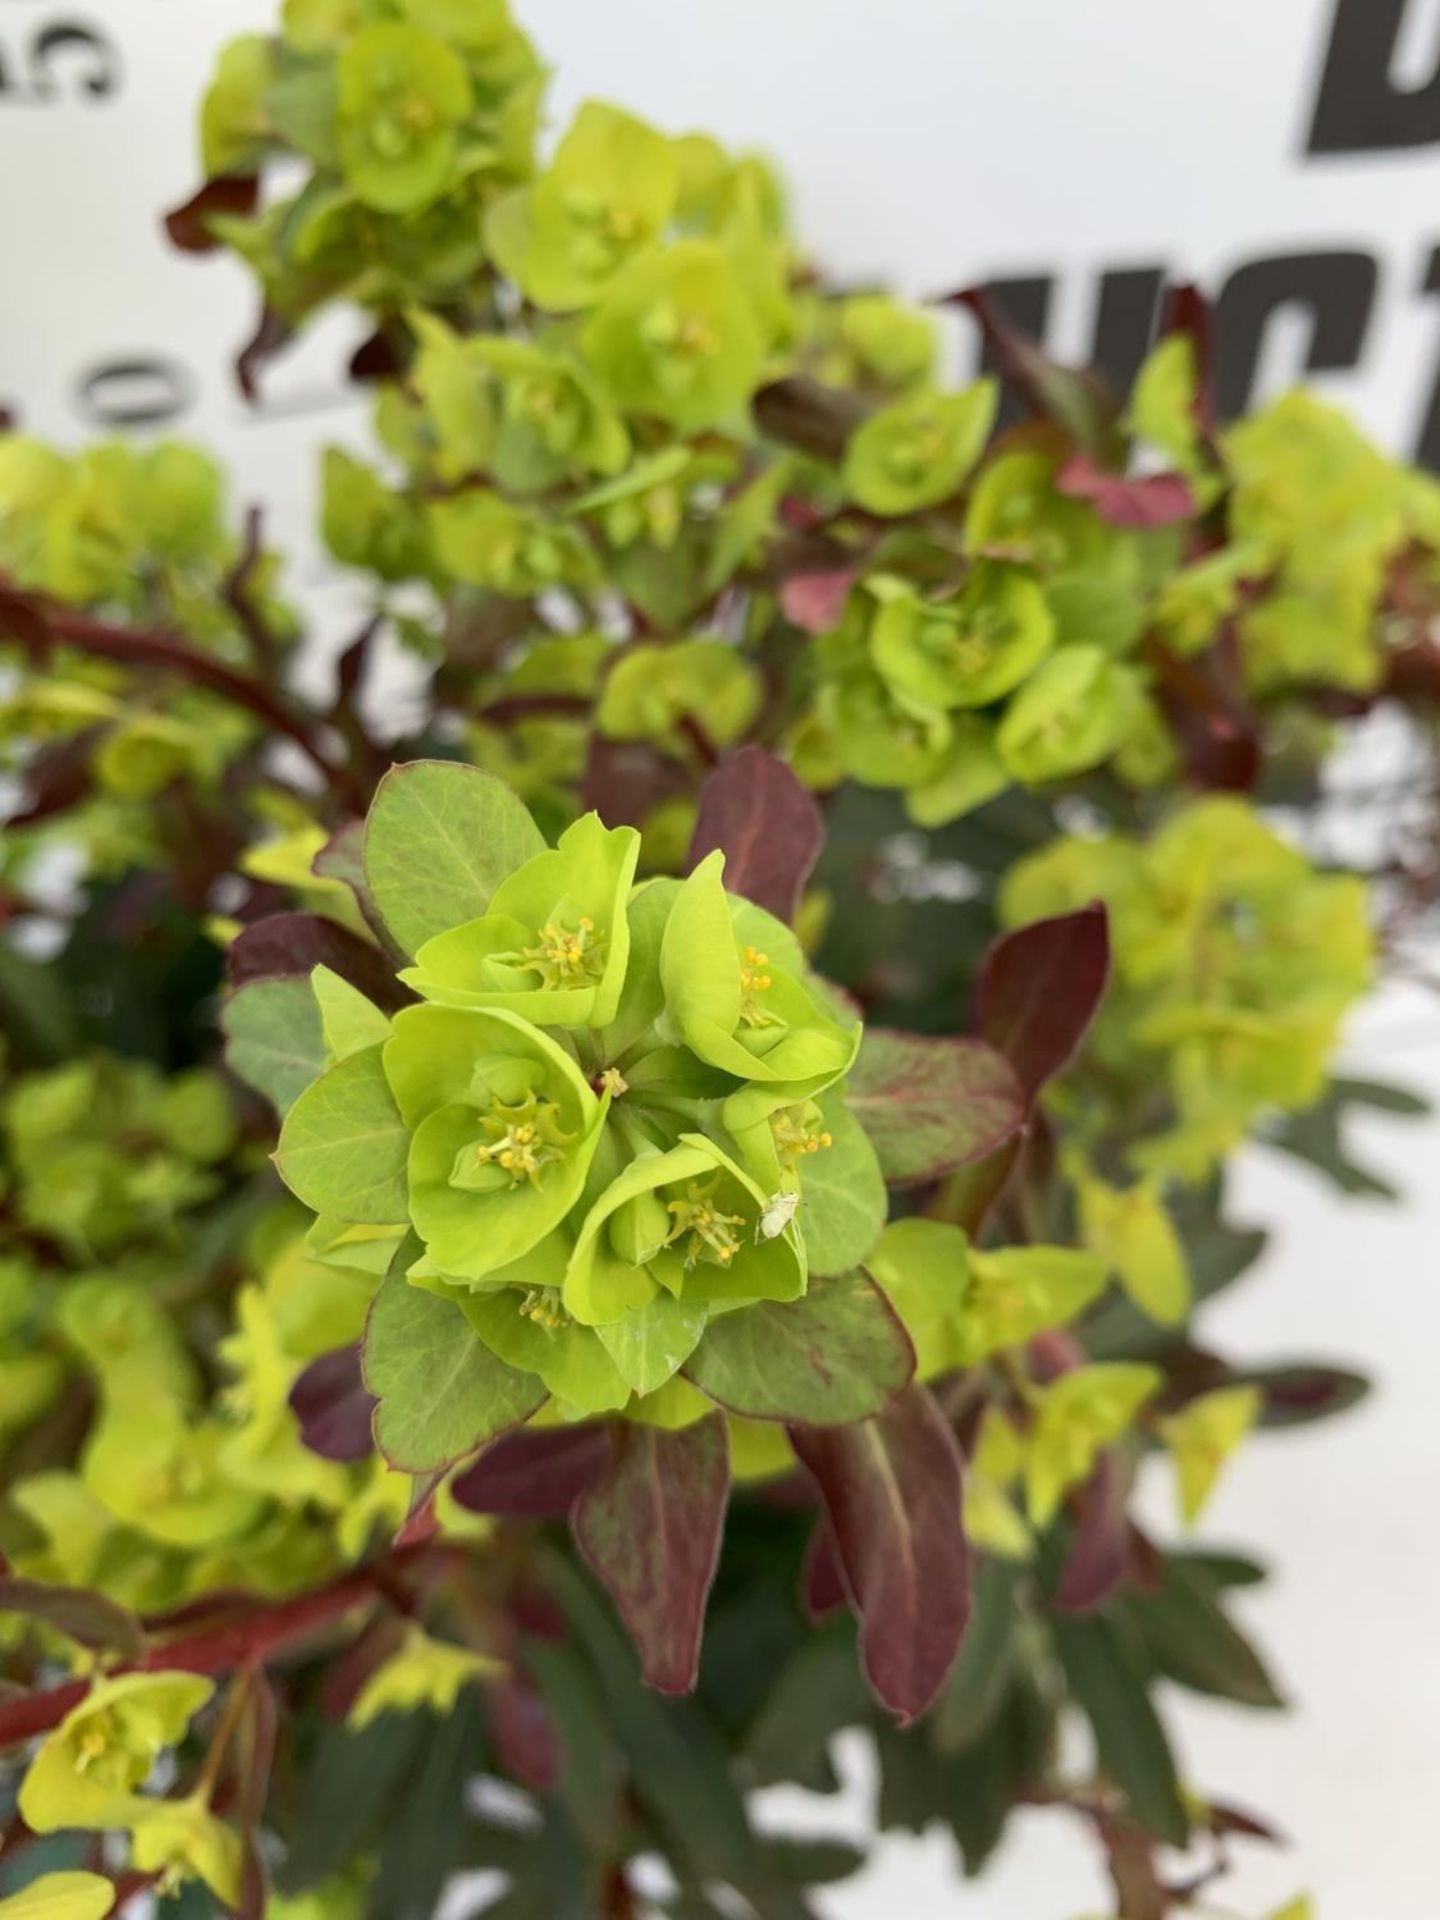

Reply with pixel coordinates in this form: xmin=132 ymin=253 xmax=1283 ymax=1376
xmin=0 ymin=1055 xmax=444 ymax=1614
xmin=200 ymin=0 xmax=541 ymax=317
xmin=3 ymin=1057 xmax=237 ymax=1255
xmin=0 ymin=435 xmax=293 ymax=883
xmin=999 ymin=795 xmax=1374 ymax=1175
xmin=183 ymin=3 xmax=1440 ymax=855
xmin=1137 ymin=341 xmax=1440 ymax=694
xmin=276 ymin=766 xmax=885 ymax=1421
xmin=1 ymin=1213 xmax=467 ymax=1615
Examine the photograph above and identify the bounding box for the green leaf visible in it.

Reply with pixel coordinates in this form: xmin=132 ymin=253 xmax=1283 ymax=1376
xmin=846 ymin=1029 xmax=1024 ymax=1186
xmin=796 ymin=1096 xmax=888 ymax=1276
xmin=276 ymin=1043 xmax=409 ymax=1223
xmin=364 ymin=1240 xmax=547 ymax=1471
xmin=1125 ymin=1558 xmax=1284 ymax=1709
xmin=273 ymin=1715 xmax=433 ymax=1894
xmin=596 ymin=1293 xmax=708 ymax=1397
xmin=684 ymin=1270 xmax=913 ymax=1425
xmin=371 ymin=1692 xmax=488 ymax=1920
xmin=0 ymin=942 xmax=79 ymax=1067
xmin=545 ymin=1554 xmax=814 ymax=1919
xmin=741 ymin=1628 xmax=870 ymax=1786
xmin=311 ymin=963 xmax=391 ymax=1062
xmin=363 ymin=760 xmax=546 ymax=957
xmin=932 ymin=1557 xmax=1019 ymax=1752
xmin=524 ymin=1637 xmax=627 ymax=1850
xmin=1051 ymin=1611 xmax=1189 ymax=1845
xmin=221 ymin=977 xmax=327 ymax=1118
xmin=865 ymin=1217 xmax=970 ymax=1379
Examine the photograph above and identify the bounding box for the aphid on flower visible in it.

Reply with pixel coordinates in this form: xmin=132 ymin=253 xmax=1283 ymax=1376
xmin=757 ymin=1188 xmax=801 ymax=1241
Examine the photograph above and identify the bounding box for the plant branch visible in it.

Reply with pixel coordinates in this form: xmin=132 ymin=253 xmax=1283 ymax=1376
xmin=222 ymin=505 xmax=282 ymax=676
xmin=0 ymin=578 xmax=341 ymax=792
xmin=0 ymin=1560 xmax=399 ymax=1750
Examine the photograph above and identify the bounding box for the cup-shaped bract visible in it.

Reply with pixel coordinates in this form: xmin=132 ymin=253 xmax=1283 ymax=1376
xmin=336 ymin=22 xmax=473 ymax=213
xmin=19 ymin=1672 xmax=215 ymax=1834
xmin=658 ymin=853 xmax=857 ymax=1093
xmin=384 ymin=1003 xmax=606 ymax=1282
xmin=403 ymin=813 xmax=640 ymax=1028
xmin=565 ymin=1133 xmax=804 ymax=1326
xmin=867 ymin=564 xmax=1055 ymax=712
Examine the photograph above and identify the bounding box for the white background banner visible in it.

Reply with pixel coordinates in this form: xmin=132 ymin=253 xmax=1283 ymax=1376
xmin=6 ymin=1 xmax=1440 ymax=485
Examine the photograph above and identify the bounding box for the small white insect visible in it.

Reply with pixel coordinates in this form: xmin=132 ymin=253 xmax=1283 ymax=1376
xmin=757 ymin=1188 xmax=802 ymax=1241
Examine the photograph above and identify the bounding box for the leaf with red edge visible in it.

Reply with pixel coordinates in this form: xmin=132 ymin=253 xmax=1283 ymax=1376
xmin=790 ymin=1384 xmax=970 ymax=1724
xmin=780 ymin=568 xmax=857 ymax=635
xmin=228 ymin=911 xmax=411 ymax=1013
xmin=289 ymin=1344 xmax=376 ymax=1463
xmin=571 ymin=1414 xmax=730 ymax=1696
xmin=686 ymin=747 xmax=824 ymax=925
xmin=973 ymin=904 xmax=1110 ymax=1103
xmin=847 ymin=1028 xmax=1025 ymax=1186
xmin=451 ymin=1424 xmax=612 ymax=1518
xmin=1056 ymin=456 xmax=1196 ymax=528
xmin=312 ymin=820 xmax=408 ymax=960
xmin=165 ymin=174 xmax=260 ymax=254
xmin=682 ymin=1269 xmax=913 ymax=1426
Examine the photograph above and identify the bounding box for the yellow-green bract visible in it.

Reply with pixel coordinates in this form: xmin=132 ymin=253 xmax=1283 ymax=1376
xmin=274 ymin=763 xmax=891 ymax=1440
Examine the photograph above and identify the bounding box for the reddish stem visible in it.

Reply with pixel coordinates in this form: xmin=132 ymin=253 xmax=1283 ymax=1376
xmin=0 ymin=580 xmax=341 ymax=791
xmin=0 ymin=1565 xmax=384 ymax=1749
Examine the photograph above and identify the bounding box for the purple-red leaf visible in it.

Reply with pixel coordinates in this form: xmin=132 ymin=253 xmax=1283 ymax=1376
xmin=0 ymin=1576 xmax=143 ymax=1662
xmin=973 ymin=904 xmax=1110 ymax=1103
xmin=941 ymin=285 xmax=1124 ymax=463
xmin=227 ymin=911 xmax=411 ymax=1013
xmin=936 ymin=1135 xmax=1024 ymax=1238
xmin=581 ymin=734 xmax=690 ymax=828
xmin=289 ymin=1345 xmax=377 ymax=1464
xmin=451 ymin=1424 xmax=611 ymax=1519
xmin=1151 ymin=640 xmax=1261 ymax=794
xmin=1053 ymin=1452 xmax=1141 ymax=1614
xmin=847 ymin=1029 xmax=1025 ymax=1186
xmin=790 ymin=1384 xmax=970 ymax=1725
xmin=236 ymin=299 xmax=295 ymax=404
xmin=484 ymin=1675 xmax=562 ymax=1792
xmin=687 ymin=747 xmax=824 ymax=925
xmin=800 ymin=1520 xmax=847 ymax=1624
xmin=1160 ymin=281 xmax=1218 ymax=437
xmin=571 ymin=1414 xmax=730 ymax=1696
xmin=779 ymin=568 xmax=857 ymax=635
xmin=1056 ymin=456 xmax=1196 ymax=529
xmin=164 ymin=174 xmax=260 ymax=254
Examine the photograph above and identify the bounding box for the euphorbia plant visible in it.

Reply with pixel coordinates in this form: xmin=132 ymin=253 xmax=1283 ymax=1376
xmin=0 ymin=2 xmax=1436 ymax=1916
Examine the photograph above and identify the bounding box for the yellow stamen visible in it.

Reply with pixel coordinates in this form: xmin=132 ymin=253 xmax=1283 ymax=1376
xmin=473 ymin=1091 xmax=573 ymax=1189
xmin=664 ymin=1178 xmax=748 ymax=1269
xmin=522 ymin=914 xmax=606 ymax=990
